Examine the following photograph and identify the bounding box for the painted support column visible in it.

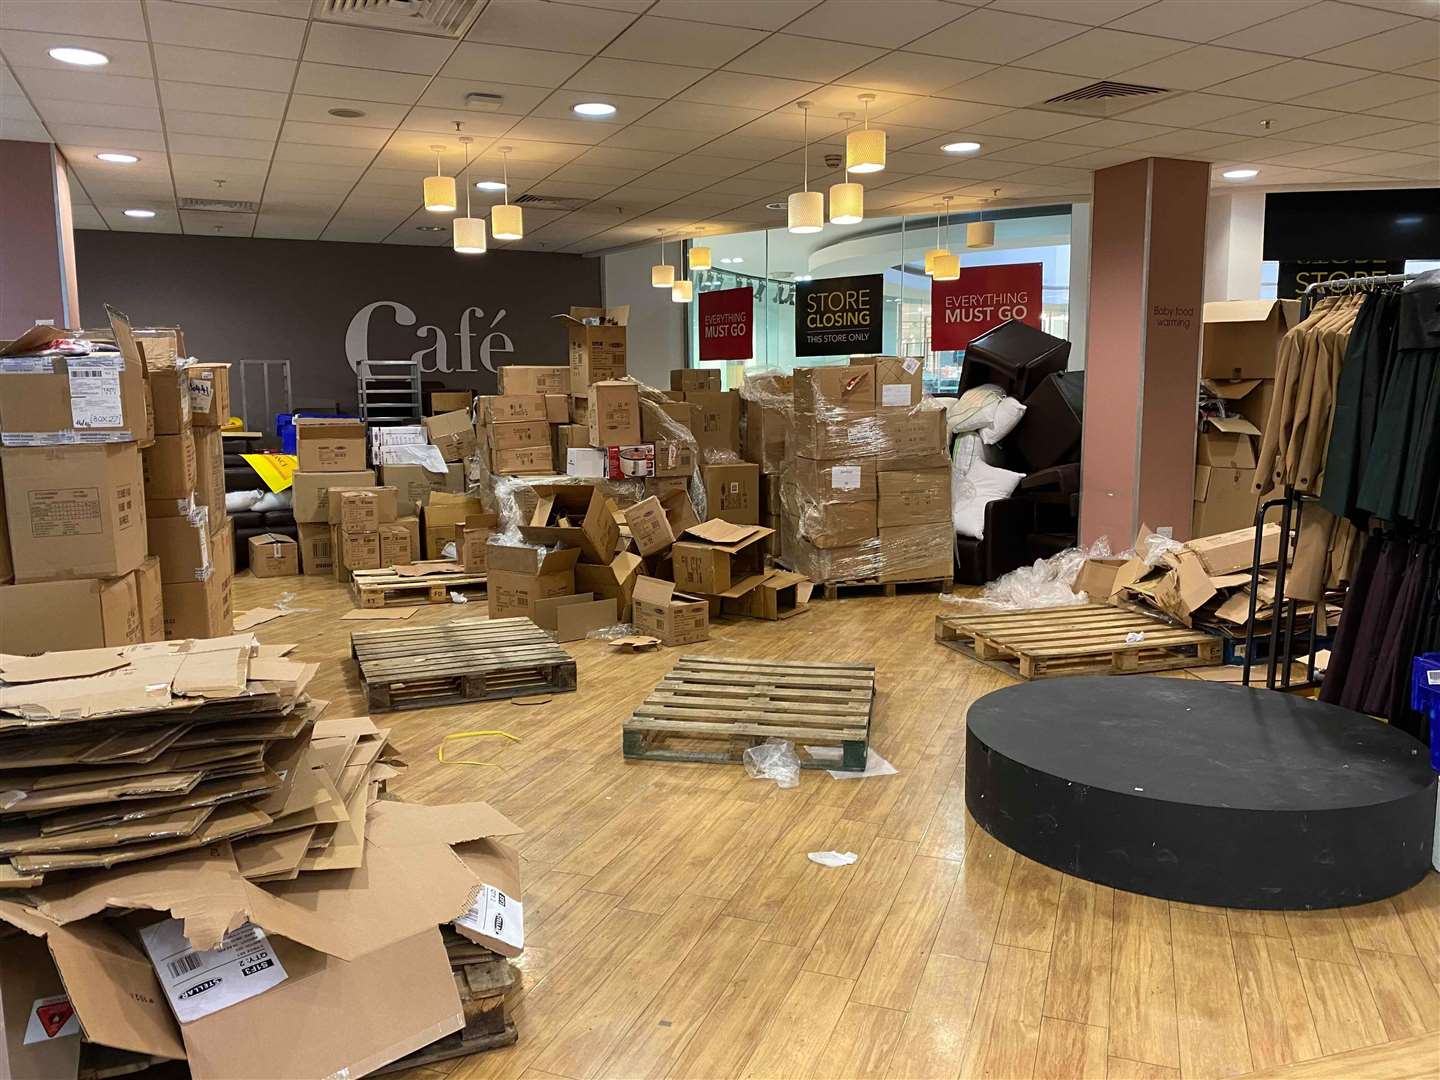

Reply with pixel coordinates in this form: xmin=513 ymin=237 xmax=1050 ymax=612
xmin=0 ymin=141 xmax=80 ymax=337
xmin=1080 ymin=157 xmax=1209 ymax=546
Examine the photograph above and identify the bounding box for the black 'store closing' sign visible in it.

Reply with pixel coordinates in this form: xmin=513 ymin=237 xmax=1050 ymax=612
xmin=795 ymin=274 xmax=884 ymax=357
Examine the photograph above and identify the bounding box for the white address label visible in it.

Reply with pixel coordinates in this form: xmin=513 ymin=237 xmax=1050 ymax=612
xmin=882 ymin=384 xmax=913 ymax=407
xmin=1428 ymin=669 xmax=1440 ymax=686
xmin=140 ymin=918 xmax=288 ymax=1023
xmin=830 ymin=465 xmax=862 ymax=491
xmin=456 ymin=885 xmax=524 ymax=951
xmin=68 ymin=358 xmax=124 ymax=428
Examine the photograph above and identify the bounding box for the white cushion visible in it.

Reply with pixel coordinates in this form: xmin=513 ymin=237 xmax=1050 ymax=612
xmin=952 ymin=435 xmax=1024 ymax=539
xmin=980 ymin=396 xmax=1027 ymax=445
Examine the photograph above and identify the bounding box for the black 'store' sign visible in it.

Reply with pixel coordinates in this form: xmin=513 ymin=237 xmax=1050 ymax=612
xmin=795 ymin=274 xmax=884 ymax=357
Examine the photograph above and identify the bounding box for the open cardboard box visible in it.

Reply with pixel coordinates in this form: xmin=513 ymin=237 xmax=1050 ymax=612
xmin=720 ymin=570 xmax=813 ymax=621
xmin=518 ymin=484 xmax=620 ymax=564
xmin=1112 ymin=524 xmax=1282 ymax=627
xmin=671 ymin=520 xmax=774 ymax=598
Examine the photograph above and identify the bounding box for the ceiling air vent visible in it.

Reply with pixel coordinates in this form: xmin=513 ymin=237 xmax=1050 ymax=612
xmin=179 ymin=196 xmax=260 ymax=213
xmin=514 ymin=193 xmax=588 ymax=211
xmin=315 ymin=0 xmax=484 ymax=38
xmin=1043 ymin=80 xmax=1173 ymax=117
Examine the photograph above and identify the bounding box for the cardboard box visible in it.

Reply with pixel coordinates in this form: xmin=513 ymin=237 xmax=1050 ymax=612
xmin=671 ymin=520 xmax=772 ymax=597
xmin=395 ymin=514 xmax=421 ymax=564
xmin=295 ymin=418 xmax=366 ymax=472
xmin=624 ymin=496 xmax=676 ymax=556
xmin=587 ymin=381 xmax=642 ymax=447
xmin=500 ymin=365 xmax=570 ymax=396
xmin=187 ymin=363 xmax=230 ymax=427
xmin=877 ymin=469 xmax=951 ymax=527
xmin=326 ymin=485 xmax=399 ymax=529
xmin=380 ymin=462 xmax=463 ymax=517
xmin=145 ymin=365 xmax=192 ymax=436
xmin=0 ymin=574 xmax=143 ymax=653
xmin=532 ymin=593 xmax=619 ymax=642
xmin=248 ymin=532 xmax=300 ymax=577
xmin=632 ymin=576 xmax=709 ymax=645
xmin=1072 ymin=557 xmax=1127 ymax=600
xmin=429 ymin=390 xmax=473 ymax=415
xmin=486 ymin=543 xmax=580 ymax=618
xmin=291 ymin=469 xmax=376 ymax=523
xmin=135 ymin=554 xmax=164 ymax=641
xmin=212 ymin=515 xmax=234 ymax=585
xmin=1201 ymin=299 xmax=1300 ymax=380
xmin=874 ymin=407 xmax=947 ymax=463
xmin=1193 ymin=466 xmax=1259 ymax=536
xmin=338 ymin=527 xmax=381 ymax=571
xmin=574 ymin=551 xmax=643 ymax=621
xmin=653 ymin=437 xmax=697 ymax=479
xmin=518 ymin=484 xmax=619 ymax=564
xmin=0 ymin=324 xmax=149 ymax=445
xmin=670 ymin=369 xmax=720 ymax=393
xmin=481 ymin=394 xmax=548 ymax=423
xmin=643 ymin=399 xmax=697 ymax=441
xmin=855 ymin=355 xmax=924 ymax=409
xmin=379 ymin=522 xmax=413 ymax=566
xmin=572 ymin=395 xmax=590 ymax=427
xmin=1197 ymin=416 xmax=1260 ymax=470
xmin=686 ymin=390 xmax=742 ymax=456
xmin=298 ymin=521 xmax=334 ymax=576
xmin=0 ymin=456 xmax=10 ymax=584
xmin=743 ymin=399 xmax=788 ymax=471
xmin=191 ymin=425 xmax=225 ymax=524
xmin=794 ymin=497 xmax=877 ymax=548
xmin=558 ymin=307 xmax=628 ymax=392
xmin=1186 ymin=523 xmax=1280 ymax=576
xmin=788 ymin=406 xmax=874 ymax=460
xmin=721 ymin=569 xmax=813 ymax=621
xmin=794 ymin=365 xmax=877 ymax=412
xmin=424 ymin=409 xmax=477 ymax=463
xmin=489 ymin=419 xmax=551 ymax=452
xmin=140 ymin=430 xmax=197 ymax=500
xmin=878 ymin=522 xmax=953 ymax=582
xmin=2 ymin=443 xmax=147 ymax=583
xmin=162 ymin=565 xmax=229 ymax=639
xmin=545 ymin=394 xmax=570 ymax=424
xmin=492 ymin=445 xmax=554 ymax=475
xmin=423 ymin=491 xmax=487 ymax=558
xmin=556 ymin=423 xmax=590 ymax=452
xmin=460 ymin=512 xmax=499 ymax=573
xmin=147 ymin=507 xmax=212 ymax=584
xmin=702 ymin=462 xmax=760 ymax=525
xmin=794 ymin=456 xmax=876 ymax=502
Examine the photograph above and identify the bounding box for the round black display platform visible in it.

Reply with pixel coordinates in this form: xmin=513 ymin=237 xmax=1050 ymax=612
xmin=965 ymin=676 xmax=1436 ymax=908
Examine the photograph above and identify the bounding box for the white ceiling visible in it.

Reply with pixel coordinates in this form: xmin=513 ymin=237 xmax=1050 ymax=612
xmin=1 ymin=0 xmax=1436 ymax=253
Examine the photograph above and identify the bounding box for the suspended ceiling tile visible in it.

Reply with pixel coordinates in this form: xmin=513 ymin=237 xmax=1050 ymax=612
xmin=398 ymin=107 xmax=516 ymax=137
xmin=635 ymin=99 xmax=764 ymax=133
xmin=1115 ymin=93 xmax=1258 ymax=128
xmin=272 ymin=141 xmax=376 ymax=167
xmin=154 ymin=44 xmax=296 ymax=91
xmin=293 ymin=63 xmax=429 ymax=104
xmin=602 ymin=16 xmax=765 ymax=67
xmin=72 ymin=204 xmax=108 ymax=228
xmin=1339 ymin=0 xmax=1439 ymax=16
xmin=726 ymin=34 xmax=884 ymax=83
xmin=0 ymin=0 xmax=146 ymax=38
xmin=929 ymin=155 xmax=1033 ymax=179
xmin=502 ymin=115 xmax=620 ymax=144
xmin=34 ymin=99 xmax=163 ymax=131
xmin=166 ymin=109 xmax=281 ymax=141
xmin=564 ymin=57 xmax=710 ymax=97
xmin=573 ymin=145 xmax=677 ymax=169
xmin=1306 ymin=73 xmax=1439 ymax=112
xmin=1312 ymin=22 xmax=1440 ymax=69
xmin=1283 ymin=113 xmax=1414 ymax=145
xmin=1340 ymin=122 xmax=1440 ymax=151
xmin=14 ymin=69 xmax=158 ymax=108
xmin=1114 ymin=45 xmax=1279 ymax=91
xmin=879 ymin=97 xmax=1010 ymax=130
xmin=148 ymin=1 xmax=305 ymax=59
xmin=836 ymin=52 xmax=993 ymax=96
xmin=938 ymin=66 xmax=1095 ymax=107
xmin=168 ymin=132 xmax=275 ymax=159
xmin=1261 ymin=144 xmax=1380 ymax=169
xmin=465 ymin=0 xmax=639 ymax=52
xmin=649 ymin=0 xmax=819 ymax=31
xmin=985 ymin=140 xmax=1092 ymax=164
xmin=678 ymin=71 xmax=819 ymax=111
xmin=1107 ymin=0 xmax=1312 ymax=43
xmin=286 ymin=94 xmax=411 ymax=128
xmin=985 ymin=0 xmax=1154 ymax=23
xmin=1217 ymin=1 xmax=1415 ymax=57
xmin=159 ymin=81 xmax=288 ymax=118
xmin=1015 ymin=29 xmax=1192 ymax=78
xmin=303 ymin=23 xmax=453 ymax=76
xmin=788 ymin=0 xmax=965 ymax=49
xmin=909 ymin=8 xmax=1082 ymax=65
xmin=281 ymin=119 xmax=393 ymax=149
xmin=180 ymin=208 xmax=256 ymax=233
xmin=1207 ymin=59 xmax=1375 ymax=103
xmin=968 ymin=108 xmax=1094 ymax=139
xmin=1200 ymin=103 xmax=1349 ymax=137
xmin=418 ymin=77 xmax=549 ymax=115
xmin=48 ymin=124 xmax=167 ymax=152
xmin=600 ymin=125 xmax=715 ymax=152
xmin=1119 ymin=128 xmax=1236 ymax=155
xmin=2 ymin=29 xmax=155 ymax=79
xmin=530 ymin=87 xmax=666 ymax=123
xmin=442 ymin=42 xmax=590 ymax=87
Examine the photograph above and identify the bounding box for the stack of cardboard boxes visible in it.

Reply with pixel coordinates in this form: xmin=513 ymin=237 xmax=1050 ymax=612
xmin=781 ymin=360 xmax=952 ymax=584
xmin=0 ymin=313 xmax=233 ymax=650
xmin=1194 ymin=300 xmax=1299 ymax=534
xmin=292 ymin=418 xmax=371 ymax=577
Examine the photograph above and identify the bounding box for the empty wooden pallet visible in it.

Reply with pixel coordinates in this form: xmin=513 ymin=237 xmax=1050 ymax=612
xmin=350 ymin=565 xmax=487 ymax=608
xmin=623 ymin=656 xmax=876 ymax=771
xmin=351 ymin=617 xmax=576 ymax=711
xmin=935 ymin=603 xmax=1221 ymax=679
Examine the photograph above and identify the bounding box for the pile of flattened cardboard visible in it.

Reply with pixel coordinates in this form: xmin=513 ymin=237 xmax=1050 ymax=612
xmin=0 ymin=641 xmax=525 ymax=1080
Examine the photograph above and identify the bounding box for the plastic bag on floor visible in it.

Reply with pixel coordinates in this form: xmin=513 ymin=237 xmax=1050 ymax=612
xmin=743 ymin=739 xmax=800 ymax=789
xmin=942 ymin=537 xmax=1114 ymax=612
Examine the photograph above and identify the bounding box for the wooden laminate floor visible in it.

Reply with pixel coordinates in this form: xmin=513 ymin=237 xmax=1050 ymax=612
xmin=233 ymin=573 xmax=1440 ymax=1080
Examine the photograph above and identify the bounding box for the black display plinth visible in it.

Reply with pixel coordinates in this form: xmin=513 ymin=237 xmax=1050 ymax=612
xmin=965 ymin=676 xmax=1436 ymax=909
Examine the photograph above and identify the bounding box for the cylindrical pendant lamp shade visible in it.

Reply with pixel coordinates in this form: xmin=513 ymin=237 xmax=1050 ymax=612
xmin=689 ymin=246 xmax=712 ymax=270
xmin=671 ymin=280 xmax=693 ymax=302
xmin=829 ymin=181 xmax=863 ymax=224
xmin=424 ymin=174 xmax=456 ymax=213
xmin=932 ymin=253 xmax=960 ymax=281
xmin=967 ymin=221 xmax=995 ymax=249
xmin=923 ymin=247 xmax=949 ymax=275
xmin=453 ymin=216 xmax=486 ymax=253
xmin=491 ymin=202 xmax=523 ymax=240
xmin=788 ymin=189 xmax=823 ymax=234
xmin=846 ymin=128 xmax=885 ymax=174
xmin=651 ymin=263 xmax=675 ymax=288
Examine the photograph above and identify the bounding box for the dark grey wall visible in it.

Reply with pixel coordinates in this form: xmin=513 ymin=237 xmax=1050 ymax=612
xmin=74 ymin=231 xmax=601 ymax=415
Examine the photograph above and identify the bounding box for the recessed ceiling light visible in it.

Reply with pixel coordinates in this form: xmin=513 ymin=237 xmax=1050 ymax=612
xmin=765 ymin=202 xmax=785 ymax=211
xmin=572 ymin=102 xmax=617 ymax=117
xmin=123 ymin=209 xmax=156 ymax=218
xmin=1222 ymin=168 xmax=1260 ymax=180
xmin=731 ymin=256 xmax=744 ymax=264
xmin=795 ymin=274 xmax=812 ymax=281
xmin=96 ymin=152 xmax=139 ymax=164
xmin=416 ymin=225 xmax=445 ymax=232
xmin=474 ymin=180 xmax=507 ymax=191
xmin=328 ymin=107 xmax=366 ymax=119
xmin=49 ymin=46 xmax=109 ymax=66
xmin=942 ymin=141 xmax=982 ymax=154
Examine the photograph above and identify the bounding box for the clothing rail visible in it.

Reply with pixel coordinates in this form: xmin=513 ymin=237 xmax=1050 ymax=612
xmin=1242 ymin=271 xmax=1419 ymax=690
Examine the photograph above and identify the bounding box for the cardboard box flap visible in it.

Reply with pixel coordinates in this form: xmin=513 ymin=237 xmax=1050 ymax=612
xmin=1202 ymin=415 xmax=1261 ymax=436
xmin=554 ymin=305 xmax=629 ymax=327
xmin=715 ymin=572 xmax=771 ymax=600
xmin=1201 ymin=378 xmax=1263 ymax=400
xmin=538 ymin=547 xmax=584 ymax=574
xmin=682 ymin=520 xmax=772 ymax=548
xmin=0 ymin=325 xmax=72 ymax=358
xmin=0 ymin=649 xmax=130 ymax=684
xmin=363 ymin=798 xmax=522 ymax=848
xmin=1203 ymin=299 xmax=1291 ymax=325
xmin=1193 ymin=466 xmax=1213 ymax=500
xmin=632 ymin=575 xmax=675 ymax=606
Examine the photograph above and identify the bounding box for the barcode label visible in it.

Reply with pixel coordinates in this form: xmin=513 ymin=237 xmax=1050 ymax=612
xmin=140 ymin=918 xmax=288 ymax=1023
xmin=67 ymin=358 xmax=124 ymax=428
xmin=168 ymin=953 xmax=204 ymax=977
xmin=455 ymin=885 xmax=524 ymax=951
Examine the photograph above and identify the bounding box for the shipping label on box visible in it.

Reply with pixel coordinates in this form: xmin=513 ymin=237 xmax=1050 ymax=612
xmin=653 ymin=437 xmax=696 ymax=478
xmin=187 ymin=363 xmax=231 ymax=427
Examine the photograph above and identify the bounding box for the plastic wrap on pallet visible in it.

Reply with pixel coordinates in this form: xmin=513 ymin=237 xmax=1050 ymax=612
xmin=942 ymin=537 xmax=1114 ymax=612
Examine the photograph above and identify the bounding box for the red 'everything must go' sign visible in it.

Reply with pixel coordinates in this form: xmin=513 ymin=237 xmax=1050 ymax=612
xmin=931 ymin=263 xmax=1043 ymax=351
xmin=698 ymin=286 xmax=753 ymax=362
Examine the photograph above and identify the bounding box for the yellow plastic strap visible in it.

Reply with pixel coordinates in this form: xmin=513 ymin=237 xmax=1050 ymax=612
xmin=438 ymin=729 xmax=521 ymax=768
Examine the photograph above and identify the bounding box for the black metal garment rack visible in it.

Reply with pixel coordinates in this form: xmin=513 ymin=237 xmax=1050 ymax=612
xmin=1241 ymin=272 xmax=1419 ymax=690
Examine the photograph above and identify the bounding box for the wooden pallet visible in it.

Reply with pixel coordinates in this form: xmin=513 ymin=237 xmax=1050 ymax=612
xmin=935 ymin=603 xmax=1221 ymax=679
xmin=350 ymin=565 xmax=488 ymax=608
xmin=623 ymin=656 xmax=876 ymax=771
xmin=351 ymin=617 xmax=576 ymax=711
xmin=818 ymin=575 xmax=953 ymax=601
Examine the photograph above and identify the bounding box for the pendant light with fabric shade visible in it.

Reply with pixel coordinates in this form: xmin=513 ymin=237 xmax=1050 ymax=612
xmin=923 ymin=248 xmax=949 ymax=275
xmin=491 ymin=147 xmax=523 ymax=240
xmin=932 ymin=197 xmax=960 ymax=282
xmin=671 ymin=279 xmax=693 ymax=303
xmin=688 ymin=228 xmax=711 ymax=271
xmin=423 ymin=144 xmax=456 ymax=213
xmin=453 ymin=135 xmax=487 ymax=254
xmin=788 ymin=100 xmax=823 ymax=234
xmin=651 ymin=232 xmax=674 ymax=288
xmin=846 ymin=93 xmax=885 ymax=174
xmin=967 ymin=190 xmax=998 ymax=249
xmin=829 ymin=111 xmax=863 ymax=225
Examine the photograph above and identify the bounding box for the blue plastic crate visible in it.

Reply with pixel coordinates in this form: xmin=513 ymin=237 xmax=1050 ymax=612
xmin=1411 ymin=653 xmax=1440 ymax=771
xmin=276 ymin=411 xmax=351 ymax=455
